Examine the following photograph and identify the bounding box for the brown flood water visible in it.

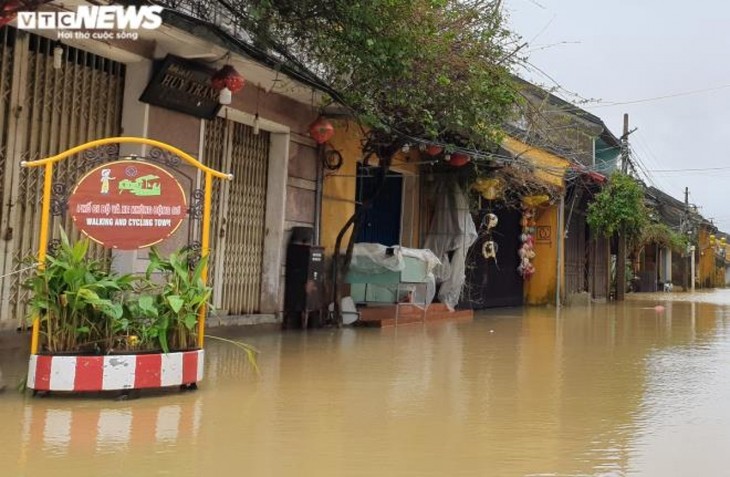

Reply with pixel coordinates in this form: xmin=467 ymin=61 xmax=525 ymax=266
xmin=2 ymin=291 xmax=730 ymax=476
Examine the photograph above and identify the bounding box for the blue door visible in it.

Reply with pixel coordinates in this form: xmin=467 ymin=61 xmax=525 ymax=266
xmin=355 ymin=165 xmax=402 ymax=246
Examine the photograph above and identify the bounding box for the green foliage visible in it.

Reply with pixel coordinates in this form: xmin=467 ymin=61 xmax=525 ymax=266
xmin=144 ymin=247 xmax=213 ymax=352
xmin=24 ymin=234 xmax=258 ymax=372
xmin=587 ymin=172 xmax=648 ymax=240
xmin=242 ymin=0 xmax=519 ymax=149
xmin=25 ymin=230 xmax=211 ymax=354
xmin=24 ymin=229 xmax=134 ymax=353
xmin=639 ymin=222 xmax=688 ymax=252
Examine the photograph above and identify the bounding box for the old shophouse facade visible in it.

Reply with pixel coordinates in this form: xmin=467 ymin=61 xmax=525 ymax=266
xmin=0 ymin=4 xmax=322 ymax=329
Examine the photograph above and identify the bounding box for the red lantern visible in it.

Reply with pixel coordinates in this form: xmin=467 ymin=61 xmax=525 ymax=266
xmin=3 ymin=0 xmax=20 ymax=12
xmin=309 ymin=117 xmax=335 ymax=144
xmin=449 ymin=152 xmax=471 ymax=167
xmin=0 ymin=0 xmax=18 ymax=27
xmin=0 ymin=14 xmax=16 ymax=27
xmin=425 ymin=145 xmax=443 ymax=156
xmin=211 ymin=65 xmax=245 ymax=93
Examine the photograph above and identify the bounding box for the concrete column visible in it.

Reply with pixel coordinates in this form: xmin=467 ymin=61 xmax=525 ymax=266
xmin=259 ymin=132 xmax=290 ymax=314
xmin=112 ymin=61 xmax=151 ymax=275
xmin=662 ymin=246 xmax=672 ymax=285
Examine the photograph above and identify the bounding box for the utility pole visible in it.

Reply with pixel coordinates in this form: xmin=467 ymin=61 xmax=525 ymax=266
xmin=680 ymin=187 xmax=690 ymax=291
xmin=684 ymin=186 xmax=697 ymax=293
xmin=621 ymin=113 xmax=630 ymax=174
xmin=616 ymin=113 xmax=629 ymax=301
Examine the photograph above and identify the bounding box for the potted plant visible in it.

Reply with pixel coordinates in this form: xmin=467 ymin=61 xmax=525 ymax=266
xmin=24 ymin=232 xmax=253 ymax=394
xmin=141 ymin=246 xmax=212 ymax=353
xmin=24 ymin=229 xmax=134 ymax=355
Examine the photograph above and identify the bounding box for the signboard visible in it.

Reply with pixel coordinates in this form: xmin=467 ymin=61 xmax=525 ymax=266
xmin=536 ymin=226 xmax=552 ymax=244
xmin=139 ymin=55 xmax=222 ymax=120
xmin=68 ymin=161 xmax=188 ymax=249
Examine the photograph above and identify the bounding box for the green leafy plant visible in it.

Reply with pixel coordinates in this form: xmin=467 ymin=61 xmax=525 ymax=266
xmin=240 ymin=0 xmax=519 ymax=150
xmin=587 ymin=172 xmax=649 ymax=241
xmin=638 ymin=222 xmax=689 ymax=252
xmin=24 ymin=229 xmax=134 ymax=353
xmin=24 ymin=231 xmax=261 ymax=372
xmin=144 ymin=247 xmax=213 ymax=352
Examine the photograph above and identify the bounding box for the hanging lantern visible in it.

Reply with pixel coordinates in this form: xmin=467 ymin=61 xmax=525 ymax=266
xmin=0 ymin=0 xmax=17 ymax=27
xmin=449 ymin=152 xmax=471 ymax=167
xmin=253 ymin=113 xmax=260 ymax=135
xmin=522 ymin=195 xmax=550 ymax=208
xmin=425 ymin=145 xmax=443 ymax=156
xmin=2 ymin=0 xmax=20 ymax=11
xmin=211 ymin=65 xmax=245 ymax=93
xmin=53 ymin=45 xmax=64 ymax=70
xmin=473 ymin=178 xmax=503 ymax=201
xmin=218 ymin=87 xmax=232 ymax=105
xmin=309 ymin=117 xmax=335 ymax=144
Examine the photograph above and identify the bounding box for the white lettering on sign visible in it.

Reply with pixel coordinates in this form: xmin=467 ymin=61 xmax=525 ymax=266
xmin=86 ymin=218 xmax=113 ymax=226
xmin=16 ymin=6 xmax=163 ymax=31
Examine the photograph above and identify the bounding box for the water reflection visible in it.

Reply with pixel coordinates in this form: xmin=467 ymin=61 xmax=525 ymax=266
xmin=2 ymin=291 xmax=730 ymax=476
xmin=16 ymin=399 xmax=202 ymax=460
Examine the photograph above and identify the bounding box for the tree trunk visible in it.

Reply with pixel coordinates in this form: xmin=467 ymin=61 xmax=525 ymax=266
xmin=331 ymin=144 xmax=399 ymax=326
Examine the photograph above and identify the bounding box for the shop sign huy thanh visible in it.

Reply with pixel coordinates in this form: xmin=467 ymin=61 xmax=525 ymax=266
xmin=140 ymin=55 xmax=222 ymax=119
xmin=68 ymin=161 xmax=187 ymax=249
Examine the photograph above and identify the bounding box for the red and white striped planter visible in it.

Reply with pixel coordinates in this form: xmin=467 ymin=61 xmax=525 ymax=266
xmin=27 ymin=349 xmax=204 ymax=392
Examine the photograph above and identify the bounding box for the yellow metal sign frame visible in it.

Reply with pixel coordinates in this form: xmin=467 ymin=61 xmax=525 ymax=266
xmin=21 ymin=136 xmax=233 ymax=354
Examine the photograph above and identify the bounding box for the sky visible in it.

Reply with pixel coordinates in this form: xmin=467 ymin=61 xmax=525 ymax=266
xmin=504 ymin=0 xmax=730 ymax=231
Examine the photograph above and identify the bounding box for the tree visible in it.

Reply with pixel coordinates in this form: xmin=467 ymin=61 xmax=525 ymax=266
xmin=215 ymin=0 xmax=520 ymax=150
xmin=216 ymin=0 xmax=520 ymax=324
xmin=587 ymin=171 xmax=648 ymax=242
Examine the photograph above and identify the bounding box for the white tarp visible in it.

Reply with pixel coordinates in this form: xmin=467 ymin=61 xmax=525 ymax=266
xmin=423 ymin=180 xmax=478 ymax=310
xmin=350 ymin=244 xmax=442 ymax=305
xmin=350 ymin=243 xmax=405 ymax=273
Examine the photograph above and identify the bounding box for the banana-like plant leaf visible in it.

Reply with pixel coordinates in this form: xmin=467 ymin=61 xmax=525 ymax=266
xmin=167 ymin=295 xmax=184 ymax=314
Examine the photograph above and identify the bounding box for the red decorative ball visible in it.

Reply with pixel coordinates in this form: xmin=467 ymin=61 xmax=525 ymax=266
xmin=3 ymin=0 xmax=20 ymax=12
xmin=0 ymin=14 xmax=16 ymax=27
xmin=425 ymin=145 xmax=443 ymax=156
xmin=211 ymin=65 xmax=245 ymax=93
xmin=309 ymin=117 xmax=335 ymax=144
xmin=449 ymin=152 xmax=471 ymax=167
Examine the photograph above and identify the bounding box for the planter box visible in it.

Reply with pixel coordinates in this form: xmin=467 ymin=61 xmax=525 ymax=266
xmin=27 ymin=349 xmax=204 ymax=392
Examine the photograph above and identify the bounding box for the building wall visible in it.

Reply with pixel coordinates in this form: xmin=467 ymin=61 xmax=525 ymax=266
xmin=502 ymin=136 xmax=569 ymax=306
xmin=698 ymin=227 xmax=716 ymax=289
xmin=320 ymin=126 xmax=421 ymax=256
xmin=116 ymin=62 xmax=319 ymax=318
xmin=502 ymin=137 xmax=569 ymax=189
xmin=525 ymin=205 xmax=561 ymax=305
xmin=320 ymin=121 xmax=362 ymax=255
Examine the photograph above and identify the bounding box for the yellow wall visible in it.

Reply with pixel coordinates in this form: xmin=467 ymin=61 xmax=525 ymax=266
xmin=502 ymin=136 xmax=570 ymax=189
xmin=502 ymin=136 xmax=569 ymax=306
xmin=321 ymin=130 xmax=570 ymax=307
xmin=698 ymin=226 xmax=716 ymax=288
xmin=321 ymin=125 xmax=423 ymax=255
xmin=320 ymin=121 xmax=363 ymax=255
xmin=524 ymin=204 xmax=562 ymax=305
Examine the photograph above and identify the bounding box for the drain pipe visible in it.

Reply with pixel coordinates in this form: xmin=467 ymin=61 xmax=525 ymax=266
xmin=314 ymin=145 xmax=324 ymax=245
xmin=556 ymin=194 xmax=565 ymax=307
